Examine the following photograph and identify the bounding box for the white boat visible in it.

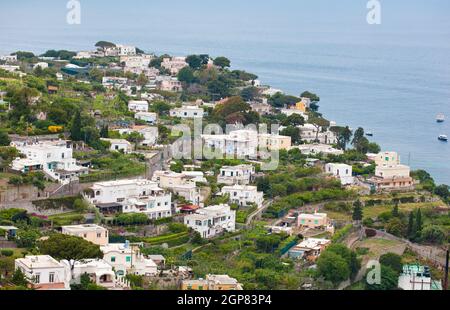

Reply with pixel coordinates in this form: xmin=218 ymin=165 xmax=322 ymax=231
xmin=438 ymin=134 xmax=448 ymax=141
xmin=436 ymin=113 xmax=445 ymax=123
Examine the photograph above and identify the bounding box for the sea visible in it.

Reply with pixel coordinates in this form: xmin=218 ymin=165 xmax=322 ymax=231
xmin=1 ymin=0 xmax=449 ymax=184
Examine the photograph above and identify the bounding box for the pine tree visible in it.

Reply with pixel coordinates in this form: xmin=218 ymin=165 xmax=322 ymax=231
xmin=352 ymin=200 xmax=363 ymax=222
xmin=70 ymin=110 xmax=83 ymax=141
xmin=407 ymin=211 xmax=414 ymax=240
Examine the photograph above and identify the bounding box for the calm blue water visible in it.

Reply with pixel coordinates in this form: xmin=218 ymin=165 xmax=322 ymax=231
xmin=1 ymin=0 xmax=449 ymax=184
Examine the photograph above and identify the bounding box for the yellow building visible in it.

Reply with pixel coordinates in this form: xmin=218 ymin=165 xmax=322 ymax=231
xmin=294 ymin=101 xmax=307 ymax=112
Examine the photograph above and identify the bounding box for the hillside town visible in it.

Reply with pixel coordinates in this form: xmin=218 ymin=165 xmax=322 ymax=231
xmin=0 ymin=42 xmax=448 ymax=291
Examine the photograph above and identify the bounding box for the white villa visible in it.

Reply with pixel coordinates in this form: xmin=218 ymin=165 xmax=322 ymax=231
xmin=217 ymin=164 xmax=255 ymax=185
xmin=324 ymin=163 xmax=354 ymax=185
xmin=135 ymin=111 xmax=157 ymax=124
xmin=15 ymin=255 xmax=70 ymax=290
xmin=61 ymin=259 xmax=117 ymax=289
xmin=170 ymin=105 xmax=205 ymax=118
xmin=117 ymin=126 xmax=159 ymax=147
xmin=10 ymin=140 xmax=88 ymax=184
xmin=87 ymin=179 xmax=172 ymax=220
xmin=292 ymin=144 xmax=344 ymax=156
xmin=101 ymin=138 xmax=133 ymax=154
xmin=202 ymin=129 xmax=259 ymax=158
xmin=220 ymin=184 xmax=264 ymax=208
xmin=128 ymin=100 xmax=149 ymax=112
xmin=101 ymin=242 xmax=158 ymax=276
xmin=184 ymin=204 xmax=236 ymax=239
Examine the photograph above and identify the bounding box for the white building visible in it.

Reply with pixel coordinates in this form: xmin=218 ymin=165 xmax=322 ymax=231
xmin=293 ymin=144 xmax=344 ymax=156
xmin=116 ymin=45 xmax=137 ymax=56
xmin=170 ymin=105 xmax=205 ymax=118
xmin=135 ymin=111 xmax=158 ymax=125
xmin=61 ymin=224 xmax=109 ymax=246
xmin=217 ymin=164 xmax=255 ymax=185
xmin=152 ymin=170 xmax=202 ymax=206
xmin=101 ymin=138 xmax=133 ymax=154
xmin=61 ymin=259 xmax=117 ymax=289
xmin=294 ymin=123 xmax=337 ymax=144
xmin=202 ymin=129 xmax=259 ymax=158
xmin=0 ymin=54 xmax=17 ymax=63
xmin=220 ymin=184 xmax=264 ymax=208
xmin=117 ymin=125 xmax=158 ymax=147
xmin=101 ymin=242 xmax=158 ymax=276
xmin=369 ymin=151 xmax=414 ymax=191
xmin=33 ymin=62 xmax=49 ymax=70
xmin=324 ymin=163 xmax=354 ymax=185
xmin=88 ymin=178 xmax=172 ymax=220
xmin=184 ymin=204 xmax=236 ymax=238
xmin=10 ymin=140 xmax=88 ymax=184
xmin=128 ymin=100 xmax=149 ymax=112
xmin=15 ymin=255 xmax=70 ymax=290
xmin=102 ymin=76 xmax=128 ymax=89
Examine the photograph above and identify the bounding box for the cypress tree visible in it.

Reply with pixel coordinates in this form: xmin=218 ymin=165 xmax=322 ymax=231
xmin=70 ymin=110 xmax=83 ymax=141
xmin=352 ymin=200 xmax=363 ymax=221
xmin=407 ymin=211 xmax=414 ymax=240
xmin=392 ymin=202 xmax=399 ymax=217
xmin=415 ymin=208 xmax=423 ymax=239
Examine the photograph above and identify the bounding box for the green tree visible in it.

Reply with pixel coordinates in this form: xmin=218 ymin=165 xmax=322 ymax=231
xmin=177 ymin=67 xmax=196 ymax=84
xmin=317 ymin=250 xmax=350 ymax=284
xmin=213 ymin=56 xmax=231 ymax=68
xmin=414 ymin=208 xmax=423 ymax=238
xmin=282 ymin=113 xmax=305 ymax=127
xmin=11 ymin=268 xmax=30 ymax=287
xmin=39 ymin=234 xmax=103 ymax=270
xmin=407 ymin=211 xmax=414 ymax=239
xmin=280 ymin=126 xmax=301 ymax=145
xmin=392 ymin=202 xmax=399 ymax=217
xmin=365 ymin=265 xmax=398 ymax=290
xmin=240 ymin=87 xmax=259 ymax=101
xmin=386 ymin=218 xmax=406 ymax=237
xmin=186 ymin=55 xmax=203 ymax=69
xmin=421 ymin=225 xmax=446 ymax=244
xmin=379 ymin=253 xmax=402 ymax=274
xmin=330 ymin=126 xmax=352 ymax=150
xmin=0 ymin=131 xmax=11 ymax=146
xmin=352 ymin=200 xmax=363 ymax=222
xmin=309 ymin=117 xmax=330 ymax=142
xmin=70 ymin=110 xmax=83 ymax=141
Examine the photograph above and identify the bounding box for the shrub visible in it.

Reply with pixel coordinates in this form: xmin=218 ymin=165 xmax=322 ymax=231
xmin=0 ymin=249 xmax=14 ymax=257
xmin=379 ymin=253 xmax=402 ymax=274
xmin=115 ymin=213 xmax=149 ymax=226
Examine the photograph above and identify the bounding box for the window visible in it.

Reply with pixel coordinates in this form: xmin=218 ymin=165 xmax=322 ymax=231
xmin=111 ymin=257 xmax=116 ymax=262
xmin=34 ymin=273 xmax=40 ymax=284
xmin=126 ymin=256 xmax=131 ymax=263
xmin=49 ymin=273 xmax=55 ymax=283
xmin=97 ymin=233 xmax=101 ymax=238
